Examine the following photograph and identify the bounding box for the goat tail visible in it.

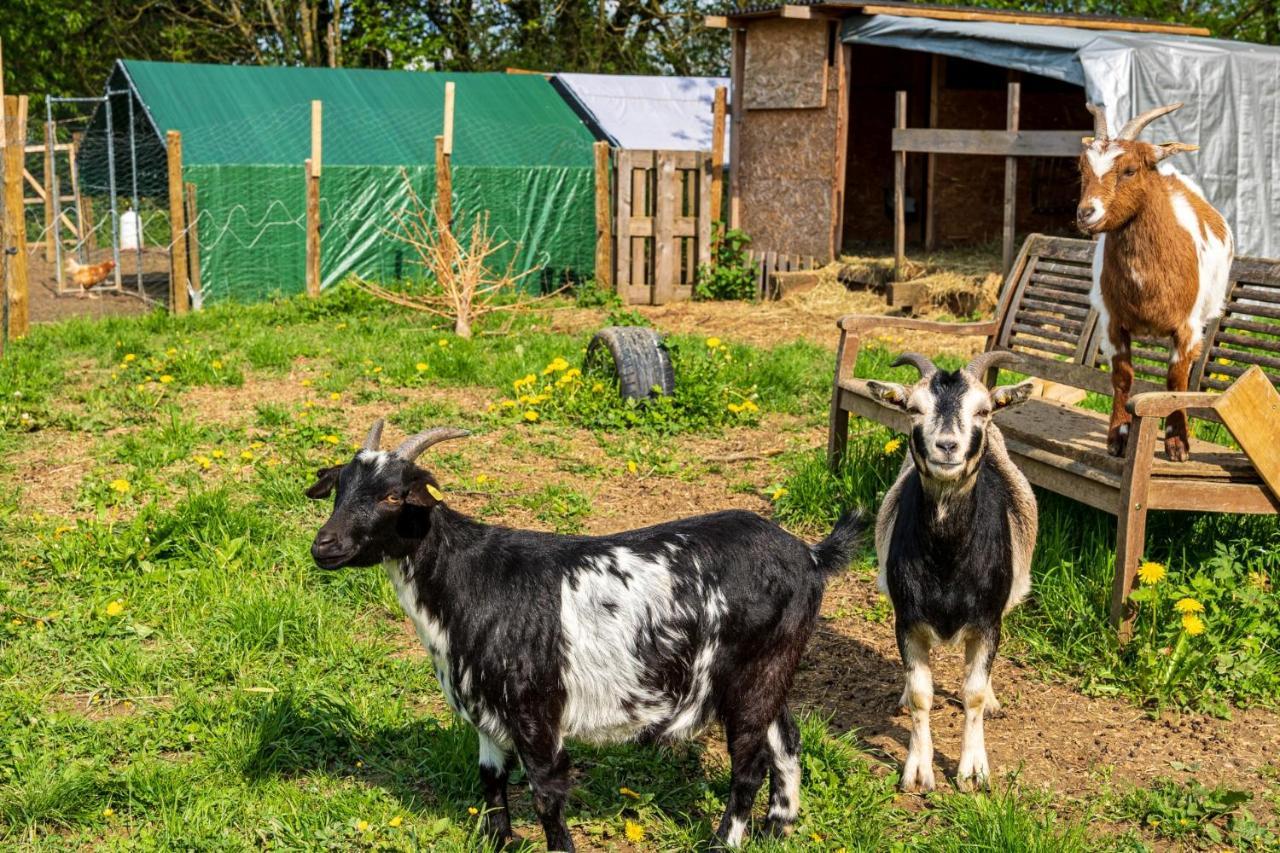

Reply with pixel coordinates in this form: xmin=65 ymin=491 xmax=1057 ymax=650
xmin=810 ymin=509 xmax=866 ymax=574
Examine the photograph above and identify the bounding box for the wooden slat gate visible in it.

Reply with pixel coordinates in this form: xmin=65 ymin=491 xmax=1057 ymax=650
xmin=615 ymin=149 xmax=712 ymax=305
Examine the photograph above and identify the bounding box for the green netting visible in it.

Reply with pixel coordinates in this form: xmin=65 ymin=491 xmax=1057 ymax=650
xmin=78 ymin=60 xmax=599 ymax=304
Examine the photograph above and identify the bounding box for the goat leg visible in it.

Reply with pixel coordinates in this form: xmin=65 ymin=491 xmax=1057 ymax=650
xmin=517 ymin=734 xmax=575 ymax=853
xmin=1107 ymin=331 xmax=1135 ymax=457
xmin=1163 ymin=330 xmax=1200 ymax=462
xmin=763 ymin=707 xmax=802 ymax=837
xmin=477 ymin=733 xmax=515 ymax=844
xmin=898 ymin=628 xmax=936 ymax=793
xmin=956 ymin=629 xmax=999 ymax=791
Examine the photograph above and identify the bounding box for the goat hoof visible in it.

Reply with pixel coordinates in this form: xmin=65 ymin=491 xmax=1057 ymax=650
xmin=955 ymin=772 xmax=990 ymax=793
xmin=1164 ymin=436 xmax=1190 ymax=462
xmin=763 ymin=818 xmax=795 ymax=838
xmin=1106 ymin=433 xmax=1128 ymax=457
xmin=900 ymin=770 xmax=936 ymax=793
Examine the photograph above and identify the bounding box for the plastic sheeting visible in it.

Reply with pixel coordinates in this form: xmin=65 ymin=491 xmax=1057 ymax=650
xmin=79 ymin=61 xmax=598 ymax=303
xmin=844 ymin=15 xmax=1280 ymax=257
xmin=552 ymin=73 xmax=731 ymax=155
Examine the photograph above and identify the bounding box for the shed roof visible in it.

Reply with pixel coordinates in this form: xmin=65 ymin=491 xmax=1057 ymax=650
xmin=550 ymin=73 xmax=730 ymax=154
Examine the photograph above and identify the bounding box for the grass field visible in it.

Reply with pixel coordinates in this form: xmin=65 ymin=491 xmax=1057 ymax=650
xmin=1 ymin=287 xmax=1277 ymax=850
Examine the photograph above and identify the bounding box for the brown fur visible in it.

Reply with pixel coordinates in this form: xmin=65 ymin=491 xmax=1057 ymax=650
xmin=1077 ymin=137 xmax=1231 ymax=461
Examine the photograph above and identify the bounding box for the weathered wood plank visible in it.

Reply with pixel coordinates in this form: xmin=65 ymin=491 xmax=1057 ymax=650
xmin=892 ymin=128 xmax=1084 ymax=158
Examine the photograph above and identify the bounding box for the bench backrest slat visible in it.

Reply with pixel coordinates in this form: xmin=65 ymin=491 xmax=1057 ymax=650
xmin=989 ymin=233 xmax=1280 ymax=399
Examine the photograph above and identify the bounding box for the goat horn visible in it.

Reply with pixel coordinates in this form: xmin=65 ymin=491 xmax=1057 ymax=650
xmin=964 ymin=350 xmax=1023 ymax=380
xmin=1116 ymin=102 xmax=1183 ymax=141
xmin=890 ymin=352 xmax=938 ymax=379
xmin=393 ymin=426 xmax=470 ymax=462
xmin=362 ymin=418 xmax=385 ymax=452
xmin=1085 ymin=103 xmax=1109 ymax=141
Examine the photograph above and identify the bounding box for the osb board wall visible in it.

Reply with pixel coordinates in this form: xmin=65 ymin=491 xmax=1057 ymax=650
xmin=842 ymin=45 xmax=931 ymax=245
xmin=841 ymin=51 xmax=1090 ymax=247
xmin=743 ymin=18 xmax=829 ymax=110
xmin=739 ymin=28 xmax=840 ymax=258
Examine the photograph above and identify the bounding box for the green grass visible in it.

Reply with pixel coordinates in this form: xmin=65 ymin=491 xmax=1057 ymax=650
xmin=0 ymin=285 xmax=1275 ymax=848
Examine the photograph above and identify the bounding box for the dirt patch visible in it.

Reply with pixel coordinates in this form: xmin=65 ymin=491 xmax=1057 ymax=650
xmin=25 ymin=247 xmax=167 ymax=325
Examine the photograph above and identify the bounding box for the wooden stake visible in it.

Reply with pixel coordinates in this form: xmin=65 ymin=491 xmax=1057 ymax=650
xmin=166 ymin=130 xmax=189 ymax=313
xmin=184 ymin=181 xmax=202 ymax=300
xmin=3 ymin=94 xmax=30 ymax=339
xmin=310 ymin=100 xmax=322 ymax=177
xmin=593 ymin=141 xmax=613 ymax=289
xmin=0 ymin=39 xmax=6 ymax=149
xmin=442 ymin=81 xmax=455 ymax=156
xmin=434 ymin=135 xmax=452 ymax=231
xmin=893 ymin=91 xmax=907 ymax=281
xmin=1003 ymin=72 xmax=1021 ymax=276
xmin=305 ymin=157 xmax=320 ymax=297
xmin=728 ymin=28 xmax=745 ymax=229
xmin=43 ymin=121 xmax=54 ymax=261
xmin=925 ymin=55 xmax=941 ymax=251
xmin=709 ymin=86 xmax=727 ymax=227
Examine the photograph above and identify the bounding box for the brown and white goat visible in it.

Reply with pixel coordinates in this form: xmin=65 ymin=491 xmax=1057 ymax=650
xmin=1076 ymin=102 xmax=1233 ymax=461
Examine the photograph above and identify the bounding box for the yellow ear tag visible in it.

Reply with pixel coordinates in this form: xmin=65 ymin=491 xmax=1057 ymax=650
xmin=426 ymin=484 xmax=445 ymax=502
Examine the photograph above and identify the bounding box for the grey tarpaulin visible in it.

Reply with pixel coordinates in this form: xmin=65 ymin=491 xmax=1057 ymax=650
xmin=844 ymin=14 xmax=1280 ymax=257
xmin=551 ymin=73 xmax=732 ymax=157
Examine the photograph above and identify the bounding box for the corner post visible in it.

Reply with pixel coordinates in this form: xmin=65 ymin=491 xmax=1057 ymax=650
xmin=709 ymin=85 xmax=727 ymax=229
xmin=1002 ymin=72 xmax=1021 ymax=275
xmin=893 ymin=91 xmax=907 ymax=281
xmin=166 ymin=130 xmax=189 ymax=313
xmin=3 ymin=94 xmax=31 ymax=339
xmin=593 ymin=141 xmax=613 ymax=290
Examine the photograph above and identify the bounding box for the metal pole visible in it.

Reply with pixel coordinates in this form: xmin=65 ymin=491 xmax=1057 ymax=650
xmin=126 ymin=88 xmax=142 ymax=293
xmin=47 ymin=96 xmax=64 ymax=291
xmin=103 ymin=94 xmax=123 ymax=290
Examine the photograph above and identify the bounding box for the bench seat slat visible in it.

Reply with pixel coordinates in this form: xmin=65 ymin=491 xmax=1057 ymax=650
xmin=1023 ymin=285 xmax=1092 ymax=308
xmin=1011 ymin=322 xmax=1083 ymax=345
xmin=1035 ymin=260 xmax=1094 ymax=279
xmin=1219 ymin=315 xmax=1280 ymax=336
xmin=1020 ymin=298 xmax=1090 ymax=319
xmin=1029 ymin=239 xmax=1094 ymax=264
xmin=1213 ymin=332 xmax=1280 ymax=358
xmin=1232 ymin=284 xmax=1280 ymax=305
xmin=1010 ymin=337 xmax=1077 ymax=358
xmin=1029 ymin=271 xmax=1093 ymax=292
xmin=1208 ymin=346 xmax=1280 ymax=373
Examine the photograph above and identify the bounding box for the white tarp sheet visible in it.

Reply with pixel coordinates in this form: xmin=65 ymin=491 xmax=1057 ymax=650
xmin=844 ymin=15 xmax=1280 ymax=257
xmin=553 ymin=73 xmax=731 ymax=157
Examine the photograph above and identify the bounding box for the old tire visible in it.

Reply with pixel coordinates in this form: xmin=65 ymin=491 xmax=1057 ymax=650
xmin=585 ymin=326 xmax=675 ymax=400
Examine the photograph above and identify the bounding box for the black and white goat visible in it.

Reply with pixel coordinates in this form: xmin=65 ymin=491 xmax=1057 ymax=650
xmin=866 ymin=351 xmax=1038 ymax=792
xmin=306 ymin=419 xmax=863 ymax=850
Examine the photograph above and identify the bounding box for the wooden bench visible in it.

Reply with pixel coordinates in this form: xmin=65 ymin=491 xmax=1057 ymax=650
xmin=827 ymin=234 xmax=1280 ymax=638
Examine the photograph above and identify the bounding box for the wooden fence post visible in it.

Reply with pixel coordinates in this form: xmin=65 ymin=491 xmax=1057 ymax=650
xmin=893 ymin=91 xmax=907 ymax=281
xmin=166 ymin=130 xmax=189 ymax=314
xmin=43 ymin=121 xmax=54 ymax=261
xmin=709 ymin=86 xmax=727 ymax=229
xmin=436 ymin=82 xmax=455 ymax=234
xmin=306 ymin=100 xmax=322 ymax=297
xmin=728 ymin=29 xmax=745 ymax=229
xmin=3 ymin=95 xmax=30 ymax=339
xmin=184 ymin=181 xmax=202 ymax=301
xmin=1003 ymin=72 xmax=1021 ymax=276
xmin=593 ymin=141 xmax=612 ymax=289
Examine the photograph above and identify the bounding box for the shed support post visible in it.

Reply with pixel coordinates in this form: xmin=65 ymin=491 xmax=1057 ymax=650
xmin=709 ymin=86 xmax=727 ymax=230
xmin=593 ymin=141 xmax=613 ymax=290
xmin=728 ymin=27 xmax=746 ymax=229
xmin=166 ymin=130 xmax=190 ymax=314
xmin=306 ymin=100 xmax=322 ymax=298
xmin=3 ymin=94 xmax=30 ymax=341
xmin=925 ymin=55 xmax=941 ymax=252
xmin=893 ymin=91 xmax=907 ymax=281
xmin=1003 ymin=73 xmax=1021 ymax=276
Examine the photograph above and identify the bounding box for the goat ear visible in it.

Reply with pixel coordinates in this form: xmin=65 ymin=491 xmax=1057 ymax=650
xmin=1152 ymin=141 xmax=1198 ymax=162
xmin=405 ymin=476 xmax=446 ymax=508
xmin=991 ymin=380 xmax=1036 ymax=411
xmin=866 ymin=380 xmax=910 ymax=410
xmin=305 ymin=466 xmax=341 ymax=499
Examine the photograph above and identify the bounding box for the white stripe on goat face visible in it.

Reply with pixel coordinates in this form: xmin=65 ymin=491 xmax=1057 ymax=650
xmin=559 ymin=546 xmax=682 ymax=743
xmin=1085 ymin=141 xmax=1124 ymax=179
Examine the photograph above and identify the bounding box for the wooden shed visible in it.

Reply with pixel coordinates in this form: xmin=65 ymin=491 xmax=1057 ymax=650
xmin=708 ymin=2 xmax=1211 ymax=269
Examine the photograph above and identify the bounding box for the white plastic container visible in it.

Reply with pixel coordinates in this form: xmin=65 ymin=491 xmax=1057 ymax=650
xmin=120 ymin=210 xmax=143 ymax=251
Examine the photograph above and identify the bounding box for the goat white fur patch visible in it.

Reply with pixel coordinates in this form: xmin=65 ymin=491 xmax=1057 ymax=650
xmin=1085 ymin=142 xmax=1124 ymax=179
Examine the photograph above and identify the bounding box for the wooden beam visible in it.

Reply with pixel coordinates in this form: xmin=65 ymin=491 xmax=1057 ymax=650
xmin=442 ymin=81 xmax=456 ymax=156
xmin=166 ymin=130 xmax=190 ymax=314
xmin=924 ymin=55 xmax=941 ymax=252
xmin=1216 ymin=366 xmax=1280 ymax=502
xmin=892 ymin=128 xmax=1085 ymax=157
xmin=654 ymin=151 xmax=676 ymax=304
xmin=893 ymin=91 xmax=906 ymax=281
xmin=857 ymin=5 xmax=1210 ymax=36
xmin=305 ymin=157 xmax=320 ymax=298
xmin=185 ymin=181 xmax=203 ymax=302
xmin=43 ymin=122 xmax=54 ymax=260
xmin=728 ymin=27 xmax=746 ymax=229
xmin=1003 ymin=72 xmax=1021 ymax=276
xmin=780 ymin=4 xmax=813 ymax=18
xmin=593 ymin=141 xmax=613 ymax=289
xmin=310 ymin=100 xmax=322 ymax=177
xmin=709 ymin=86 xmax=727 ymax=227
xmin=3 ymin=94 xmax=29 ymax=340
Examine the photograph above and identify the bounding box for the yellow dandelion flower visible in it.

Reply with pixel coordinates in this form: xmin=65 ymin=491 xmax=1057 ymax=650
xmin=1181 ymin=613 xmax=1206 ymax=636
xmin=619 ymin=786 xmax=641 ymax=799
xmin=329 ymin=392 xmax=341 ymax=401
xmin=1174 ymin=597 xmax=1204 ymax=614
xmin=105 ymin=600 xmax=125 ymax=618
xmin=102 ymin=807 xmax=115 ymax=818
xmin=323 ymin=434 xmax=340 ymax=445
xmin=523 ymin=410 xmax=539 ymax=422
xmin=416 ymin=362 xmax=429 ymax=372
xmin=194 ymin=455 xmax=211 ymax=470
xmin=212 ymin=450 xmax=225 ymax=459
xmin=356 ymin=819 xmax=370 ymax=832
xmin=475 ymin=474 xmax=488 ymax=485
xmin=771 ymin=486 xmax=789 ymax=501
xmin=438 ymin=338 xmax=449 ymax=347
xmin=467 ymin=806 xmax=479 ymax=816
xmin=301 ymin=378 xmax=312 ymax=387
xmin=1137 ymin=561 xmax=1166 ymax=585
xmin=211 ymin=359 xmax=223 ymax=370
xmin=388 ymin=815 xmax=403 ymax=828
xmin=165 ymin=347 xmax=177 ymax=357
xmin=592 ymin=381 xmax=604 ymax=393
xmin=706 ymin=337 xmax=722 ymax=348
xmin=811 ymin=833 xmax=825 ymax=843
xmin=109 ymin=478 xmax=130 ymax=494
xmin=624 ymin=820 xmax=645 ymax=842
xmin=501 ymin=399 xmax=517 ymax=409
xmin=123 ymin=353 xmax=137 ymax=363
xmin=240 ymin=450 xmax=254 ymax=462
xmin=728 ymin=402 xmax=743 ymax=414
xmin=627 ymin=460 xmax=638 ymax=475
xmin=884 ymin=437 xmax=903 ymax=455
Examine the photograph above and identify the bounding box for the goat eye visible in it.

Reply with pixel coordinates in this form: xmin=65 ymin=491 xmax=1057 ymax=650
xmin=1122 ymin=167 xmax=1137 ymax=178
xmin=382 ymin=494 xmax=402 ymax=505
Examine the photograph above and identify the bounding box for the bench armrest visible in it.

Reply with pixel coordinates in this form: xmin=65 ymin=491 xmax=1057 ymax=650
xmin=836 ymin=314 xmax=1000 ymax=336
xmin=1127 ymin=391 xmax=1220 ymax=417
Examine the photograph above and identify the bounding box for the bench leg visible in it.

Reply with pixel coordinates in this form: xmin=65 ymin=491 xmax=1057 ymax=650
xmin=1109 ymin=415 xmax=1156 ymax=642
xmin=828 ymin=393 xmax=849 ymax=470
